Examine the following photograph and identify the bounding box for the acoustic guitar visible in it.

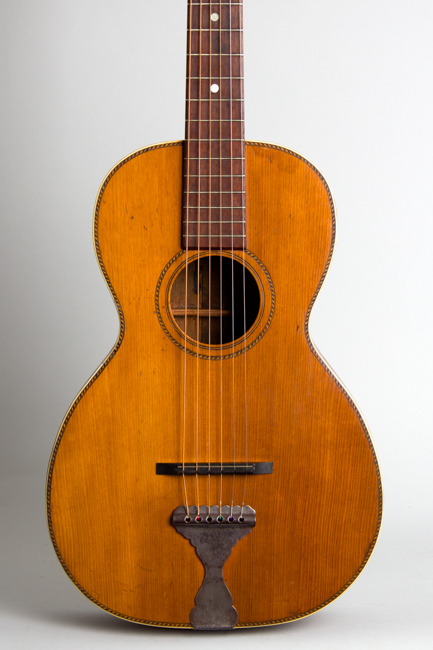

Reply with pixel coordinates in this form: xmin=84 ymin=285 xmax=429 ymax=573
xmin=47 ymin=0 xmax=382 ymax=630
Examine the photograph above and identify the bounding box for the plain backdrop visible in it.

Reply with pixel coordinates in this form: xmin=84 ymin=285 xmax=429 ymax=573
xmin=1 ymin=0 xmax=432 ymax=647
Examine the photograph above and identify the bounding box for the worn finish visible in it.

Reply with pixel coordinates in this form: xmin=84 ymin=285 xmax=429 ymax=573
xmin=47 ymin=140 xmax=382 ymax=627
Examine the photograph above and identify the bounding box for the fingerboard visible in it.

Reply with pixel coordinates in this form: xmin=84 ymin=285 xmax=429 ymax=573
xmin=183 ymin=0 xmax=245 ymax=250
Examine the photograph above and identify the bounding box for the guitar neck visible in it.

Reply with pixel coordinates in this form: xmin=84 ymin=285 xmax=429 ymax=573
xmin=183 ymin=0 xmax=246 ymax=250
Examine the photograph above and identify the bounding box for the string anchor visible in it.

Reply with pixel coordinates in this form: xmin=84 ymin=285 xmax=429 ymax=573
xmin=172 ymin=504 xmax=256 ymax=630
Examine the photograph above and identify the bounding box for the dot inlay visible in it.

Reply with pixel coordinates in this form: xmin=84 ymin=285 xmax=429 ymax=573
xmin=211 ymin=13 xmax=219 ymax=21
xmin=210 ymin=84 xmax=219 ymax=93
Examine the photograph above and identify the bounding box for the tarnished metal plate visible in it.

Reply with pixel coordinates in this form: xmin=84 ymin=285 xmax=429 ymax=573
xmin=173 ymin=505 xmax=256 ymax=630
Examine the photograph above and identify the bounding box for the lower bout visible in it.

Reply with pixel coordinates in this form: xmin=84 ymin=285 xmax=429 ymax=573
xmin=48 ymin=446 xmax=380 ymax=627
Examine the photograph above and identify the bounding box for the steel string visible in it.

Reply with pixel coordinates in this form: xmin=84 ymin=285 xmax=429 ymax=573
xmin=239 ymin=0 xmax=248 ymax=515
xmin=219 ymin=0 xmax=224 ymax=516
xmin=229 ymin=0 xmax=236 ymax=519
xmin=194 ymin=0 xmax=204 ymax=516
xmin=207 ymin=1 xmax=212 ymax=514
xmin=182 ymin=0 xmax=195 ymax=519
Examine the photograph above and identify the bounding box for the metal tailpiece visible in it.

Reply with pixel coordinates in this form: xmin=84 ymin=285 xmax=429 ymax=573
xmin=172 ymin=504 xmax=256 ymax=630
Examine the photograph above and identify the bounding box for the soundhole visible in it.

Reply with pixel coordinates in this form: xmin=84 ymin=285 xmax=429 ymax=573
xmin=170 ymin=255 xmax=261 ymax=345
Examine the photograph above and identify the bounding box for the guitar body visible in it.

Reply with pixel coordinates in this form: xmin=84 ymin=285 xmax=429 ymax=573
xmin=47 ymin=141 xmax=382 ymax=627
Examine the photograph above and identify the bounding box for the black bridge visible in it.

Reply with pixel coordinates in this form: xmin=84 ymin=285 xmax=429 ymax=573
xmin=156 ymin=462 xmax=273 ymax=476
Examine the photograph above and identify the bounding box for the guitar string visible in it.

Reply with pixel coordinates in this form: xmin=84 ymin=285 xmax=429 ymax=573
xmin=239 ymin=0 xmax=248 ymax=515
xmin=207 ymin=0 xmax=212 ymax=515
xmin=185 ymin=0 xmax=245 ymax=517
xmin=219 ymin=0 xmax=224 ymax=516
xmin=229 ymin=0 xmax=236 ymax=519
xmin=182 ymin=0 xmax=194 ymax=519
xmin=195 ymin=0 xmax=203 ymax=517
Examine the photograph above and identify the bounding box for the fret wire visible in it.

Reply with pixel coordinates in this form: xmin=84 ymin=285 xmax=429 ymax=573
xmin=184 ymin=174 xmax=245 ymax=177
xmin=189 ymin=29 xmax=242 ymax=31
xmin=184 ymin=207 xmax=245 ymax=209
xmin=188 ymin=77 xmax=243 ymax=79
xmin=185 ymin=235 xmax=246 ymax=238
xmin=185 ymin=221 xmax=246 ymax=224
xmin=189 ymin=54 xmax=243 ymax=56
xmin=188 ymin=119 xmax=244 ymax=122
xmin=187 ymin=99 xmax=243 ymax=101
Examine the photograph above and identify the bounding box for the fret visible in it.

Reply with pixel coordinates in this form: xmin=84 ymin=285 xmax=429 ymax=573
xmin=184 ymin=212 xmax=245 ymax=217
xmin=185 ymin=227 xmax=244 ymax=231
xmin=187 ymin=105 xmax=244 ymax=121
xmin=189 ymin=119 xmax=244 ymax=122
xmin=187 ymin=141 xmax=243 ymax=156
xmin=185 ymin=198 xmax=245 ymax=208
xmin=187 ymin=77 xmax=243 ymax=80
xmin=189 ymin=29 xmax=242 ymax=32
xmin=185 ymin=160 xmax=245 ymax=176
xmin=184 ymin=207 xmax=244 ymax=213
xmin=190 ymin=53 xmax=243 ymax=56
xmin=186 ymin=158 xmax=244 ymax=166
xmin=184 ymin=218 xmax=245 ymax=222
xmin=188 ymin=124 xmax=243 ymax=140
xmin=189 ymin=34 xmax=243 ymax=53
xmin=185 ymin=192 xmax=245 ymax=198
xmin=184 ymin=205 xmax=245 ymax=209
xmin=184 ymin=220 xmax=245 ymax=224
xmin=186 ymin=221 xmax=246 ymax=224
xmin=184 ymin=239 xmax=245 ymax=251
xmin=188 ymin=58 xmax=242 ymax=78
xmin=187 ymin=86 xmax=243 ymax=102
xmin=185 ymin=175 xmax=245 ymax=177
xmin=183 ymin=212 xmax=245 ymax=218
xmin=184 ymin=223 xmax=245 ymax=229
xmin=186 ymin=179 xmax=243 ymax=190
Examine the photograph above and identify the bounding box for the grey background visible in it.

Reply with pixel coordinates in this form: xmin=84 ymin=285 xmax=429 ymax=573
xmin=1 ymin=0 xmax=432 ymax=647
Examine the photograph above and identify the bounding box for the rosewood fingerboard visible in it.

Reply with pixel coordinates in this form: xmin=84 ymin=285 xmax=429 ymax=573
xmin=183 ymin=0 xmax=245 ymax=250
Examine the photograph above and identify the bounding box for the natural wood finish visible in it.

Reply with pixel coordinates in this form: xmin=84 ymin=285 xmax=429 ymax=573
xmin=47 ymin=141 xmax=382 ymax=627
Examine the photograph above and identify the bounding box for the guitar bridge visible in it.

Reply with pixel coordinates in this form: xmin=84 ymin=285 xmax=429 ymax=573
xmin=157 ymin=462 xmax=272 ymax=475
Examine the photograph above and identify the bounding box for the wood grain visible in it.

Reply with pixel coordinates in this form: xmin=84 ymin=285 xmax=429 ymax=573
xmin=47 ymin=141 xmax=382 ymax=627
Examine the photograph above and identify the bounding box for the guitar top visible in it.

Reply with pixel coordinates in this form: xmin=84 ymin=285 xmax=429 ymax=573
xmin=47 ymin=0 xmax=382 ymax=630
